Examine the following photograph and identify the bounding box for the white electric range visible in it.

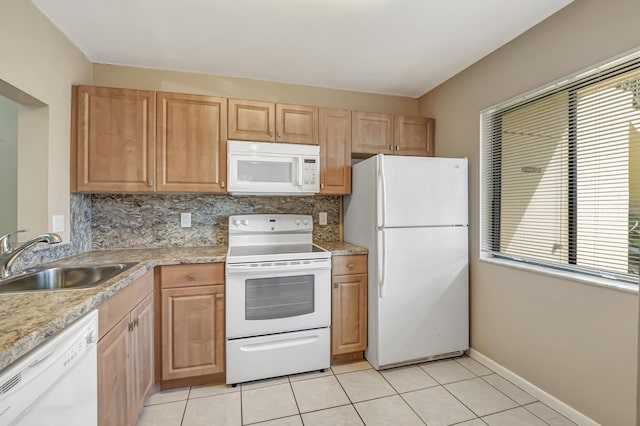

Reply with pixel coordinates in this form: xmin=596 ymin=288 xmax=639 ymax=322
xmin=225 ymin=214 xmax=332 ymax=385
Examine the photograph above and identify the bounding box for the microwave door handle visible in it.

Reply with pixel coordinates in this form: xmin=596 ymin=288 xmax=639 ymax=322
xmin=297 ymin=158 xmax=304 ymax=186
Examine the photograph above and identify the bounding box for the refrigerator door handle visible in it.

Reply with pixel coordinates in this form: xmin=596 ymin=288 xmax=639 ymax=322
xmin=377 ymin=155 xmax=386 ymax=228
xmin=377 ymin=228 xmax=386 ymax=298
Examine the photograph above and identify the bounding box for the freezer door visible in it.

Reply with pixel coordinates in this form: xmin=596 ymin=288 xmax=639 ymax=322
xmin=375 ymin=226 xmax=468 ymax=368
xmin=380 ymin=156 xmax=468 ymax=227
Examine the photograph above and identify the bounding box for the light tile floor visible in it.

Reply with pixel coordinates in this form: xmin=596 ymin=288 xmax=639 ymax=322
xmin=137 ymin=356 xmax=577 ymax=426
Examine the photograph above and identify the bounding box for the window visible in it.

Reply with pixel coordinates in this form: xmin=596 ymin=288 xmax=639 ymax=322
xmin=481 ymin=54 xmax=640 ymax=284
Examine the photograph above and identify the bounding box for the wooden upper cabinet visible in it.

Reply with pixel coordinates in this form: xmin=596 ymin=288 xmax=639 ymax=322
xmin=228 ymin=99 xmax=275 ymax=141
xmin=351 ymin=111 xmax=394 ymax=156
xmin=394 ymin=115 xmax=435 ymax=157
xmin=276 ymin=104 xmax=318 ymax=145
xmin=74 ymin=85 xmax=155 ymax=192
xmin=156 ymin=92 xmax=227 ymax=192
xmin=319 ymin=108 xmax=351 ymax=194
xmin=228 ymin=99 xmax=318 ymax=144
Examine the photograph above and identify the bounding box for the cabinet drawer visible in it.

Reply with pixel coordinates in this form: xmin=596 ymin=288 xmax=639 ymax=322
xmin=98 ymin=270 xmax=153 ymax=341
xmin=332 ymin=255 xmax=367 ymax=276
xmin=159 ymin=264 xmax=225 ymax=289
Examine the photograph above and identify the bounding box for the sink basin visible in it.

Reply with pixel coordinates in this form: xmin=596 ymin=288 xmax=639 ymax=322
xmin=0 ymin=263 xmax=138 ymax=293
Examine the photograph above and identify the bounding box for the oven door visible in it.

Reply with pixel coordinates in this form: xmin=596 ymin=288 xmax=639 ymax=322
xmin=226 ymin=258 xmax=331 ymax=339
xmin=227 ymin=152 xmax=304 ymax=194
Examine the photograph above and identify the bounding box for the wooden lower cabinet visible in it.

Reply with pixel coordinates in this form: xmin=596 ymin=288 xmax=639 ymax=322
xmin=157 ymin=263 xmax=225 ymax=387
xmin=97 ymin=272 xmax=154 ymax=426
xmin=161 ymin=284 xmax=225 ymax=380
xmin=331 ymin=254 xmax=368 ymax=360
xmin=129 ymin=293 xmax=155 ymax=421
xmin=97 ymin=315 xmax=130 ymax=426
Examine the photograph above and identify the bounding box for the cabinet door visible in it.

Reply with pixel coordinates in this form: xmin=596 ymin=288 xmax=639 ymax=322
xmin=129 ymin=293 xmax=154 ymax=423
xmin=319 ymin=108 xmax=351 ymax=194
xmin=331 ymin=273 xmax=368 ymax=355
xmin=98 ymin=315 xmax=131 ymax=426
xmin=156 ymin=92 xmax=227 ymax=192
xmin=276 ymin=104 xmax=318 ymax=145
xmin=162 ymin=285 xmax=225 ymax=380
xmin=228 ymin=99 xmax=275 ymax=141
xmin=352 ymin=111 xmax=393 ymax=156
xmin=75 ymin=85 xmax=155 ymax=192
xmin=394 ymin=116 xmax=435 ymax=157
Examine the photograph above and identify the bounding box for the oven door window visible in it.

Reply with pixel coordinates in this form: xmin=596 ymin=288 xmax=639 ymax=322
xmin=245 ymin=274 xmax=314 ymax=320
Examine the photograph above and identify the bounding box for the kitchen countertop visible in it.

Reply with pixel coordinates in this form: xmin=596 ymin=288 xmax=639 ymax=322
xmin=0 ymin=246 xmax=226 ymax=372
xmin=315 ymin=241 xmax=368 ymax=256
xmin=0 ymin=242 xmax=367 ymax=372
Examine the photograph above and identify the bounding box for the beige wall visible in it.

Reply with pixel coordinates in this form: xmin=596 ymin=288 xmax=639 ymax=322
xmin=0 ymin=0 xmax=92 ymax=242
xmin=418 ymin=0 xmax=640 ymax=425
xmin=93 ymin=64 xmax=419 ymax=116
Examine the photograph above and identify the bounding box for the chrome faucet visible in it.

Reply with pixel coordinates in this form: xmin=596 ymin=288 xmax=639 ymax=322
xmin=0 ymin=231 xmax=62 ymax=278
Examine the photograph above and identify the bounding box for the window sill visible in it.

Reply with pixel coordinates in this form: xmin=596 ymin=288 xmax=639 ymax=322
xmin=478 ymin=256 xmax=639 ymax=295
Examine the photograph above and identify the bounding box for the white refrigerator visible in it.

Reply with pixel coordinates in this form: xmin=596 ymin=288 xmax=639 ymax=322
xmin=344 ymin=154 xmax=469 ymax=370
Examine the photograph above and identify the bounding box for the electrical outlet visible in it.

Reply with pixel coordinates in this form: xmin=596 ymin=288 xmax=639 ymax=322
xmin=52 ymin=215 xmax=64 ymax=232
xmin=181 ymin=213 xmax=192 ymax=228
xmin=319 ymin=212 xmax=328 ymax=226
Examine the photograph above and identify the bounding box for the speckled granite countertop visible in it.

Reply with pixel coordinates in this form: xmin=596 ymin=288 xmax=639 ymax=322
xmin=0 ymin=242 xmax=366 ymax=372
xmin=315 ymin=241 xmax=368 ymax=256
xmin=0 ymin=247 xmax=226 ymax=372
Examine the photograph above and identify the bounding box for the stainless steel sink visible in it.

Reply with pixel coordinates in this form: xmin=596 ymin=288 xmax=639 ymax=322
xmin=0 ymin=263 xmax=138 ymax=293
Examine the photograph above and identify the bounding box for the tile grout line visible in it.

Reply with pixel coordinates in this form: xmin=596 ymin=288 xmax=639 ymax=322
xmin=478 ymin=373 xmax=535 ymax=407
xmin=423 ymin=361 xmax=491 ymax=423
xmin=521 ymin=403 xmax=562 ymax=426
xmin=331 ymin=365 xmax=369 ymax=425
xmin=286 ymin=374 xmax=303 ymax=424
xmin=374 ymin=367 xmax=427 ymax=425
xmin=178 ymin=386 xmax=190 ymax=426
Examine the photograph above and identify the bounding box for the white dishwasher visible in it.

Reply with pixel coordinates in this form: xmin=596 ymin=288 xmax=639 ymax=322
xmin=0 ymin=310 xmax=98 ymax=426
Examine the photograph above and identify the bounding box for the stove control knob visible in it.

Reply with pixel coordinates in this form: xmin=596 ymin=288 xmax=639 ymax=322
xmin=233 ymin=219 xmax=241 ymax=226
xmin=242 ymin=219 xmax=249 ymax=226
xmin=303 ymin=219 xmax=309 ymax=225
xmin=295 ymin=219 xmax=301 ymax=225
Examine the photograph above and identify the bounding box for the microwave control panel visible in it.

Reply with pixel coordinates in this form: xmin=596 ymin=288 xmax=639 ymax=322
xmin=303 ymin=158 xmax=318 ymax=185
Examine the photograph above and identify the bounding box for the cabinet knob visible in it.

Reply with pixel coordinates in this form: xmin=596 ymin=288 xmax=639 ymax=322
xmin=187 ymin=273 xmax=196 ymax=281
xmin=277 ymin=131 xmax=282 ymax=138
xmin=347 ymin=263 xmax=355 ymax=269
xmin=216 ymin=293 xmax=224 ymax=299
xmin=269 ymin=130 xmax=273 ymax=137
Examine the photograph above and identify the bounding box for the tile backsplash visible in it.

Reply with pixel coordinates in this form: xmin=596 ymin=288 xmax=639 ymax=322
xmin=91 ymin=194 xmax=341 ymax=249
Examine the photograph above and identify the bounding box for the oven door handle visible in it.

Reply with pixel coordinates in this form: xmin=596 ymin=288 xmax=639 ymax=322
xmin=226 ymin=261 xmax=330 ymax=274
xmin=240 ymin=335 xmax=319 ymax=352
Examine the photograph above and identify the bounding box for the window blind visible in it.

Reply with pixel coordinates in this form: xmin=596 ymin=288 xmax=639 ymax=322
xmin=481 ymin=55 xmax=640 ymax=283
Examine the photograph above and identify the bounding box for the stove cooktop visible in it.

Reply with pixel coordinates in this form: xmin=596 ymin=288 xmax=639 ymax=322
xmin=226 ymin=243 xmax=330 ymax=263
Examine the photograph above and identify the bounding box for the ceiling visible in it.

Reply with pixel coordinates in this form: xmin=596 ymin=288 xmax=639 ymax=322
xmin=32 ymin=0 xmax=572 ymax=98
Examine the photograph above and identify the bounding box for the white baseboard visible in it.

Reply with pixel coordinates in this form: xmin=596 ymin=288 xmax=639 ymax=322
xmin=468 ymin=349 xmax=600 ymax=426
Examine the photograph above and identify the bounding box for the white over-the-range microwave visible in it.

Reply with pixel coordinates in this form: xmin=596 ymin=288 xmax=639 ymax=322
xmin=227 ymin=140 xmax=320 ymax=196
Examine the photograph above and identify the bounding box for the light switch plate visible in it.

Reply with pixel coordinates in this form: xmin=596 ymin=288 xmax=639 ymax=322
xmin=319 ymin=212 xmax=328 ymax=226
xmin=52 ymin=215 xmax=64 ymax=232
xmin=181 ymin=213 xmax=192 ymax=228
